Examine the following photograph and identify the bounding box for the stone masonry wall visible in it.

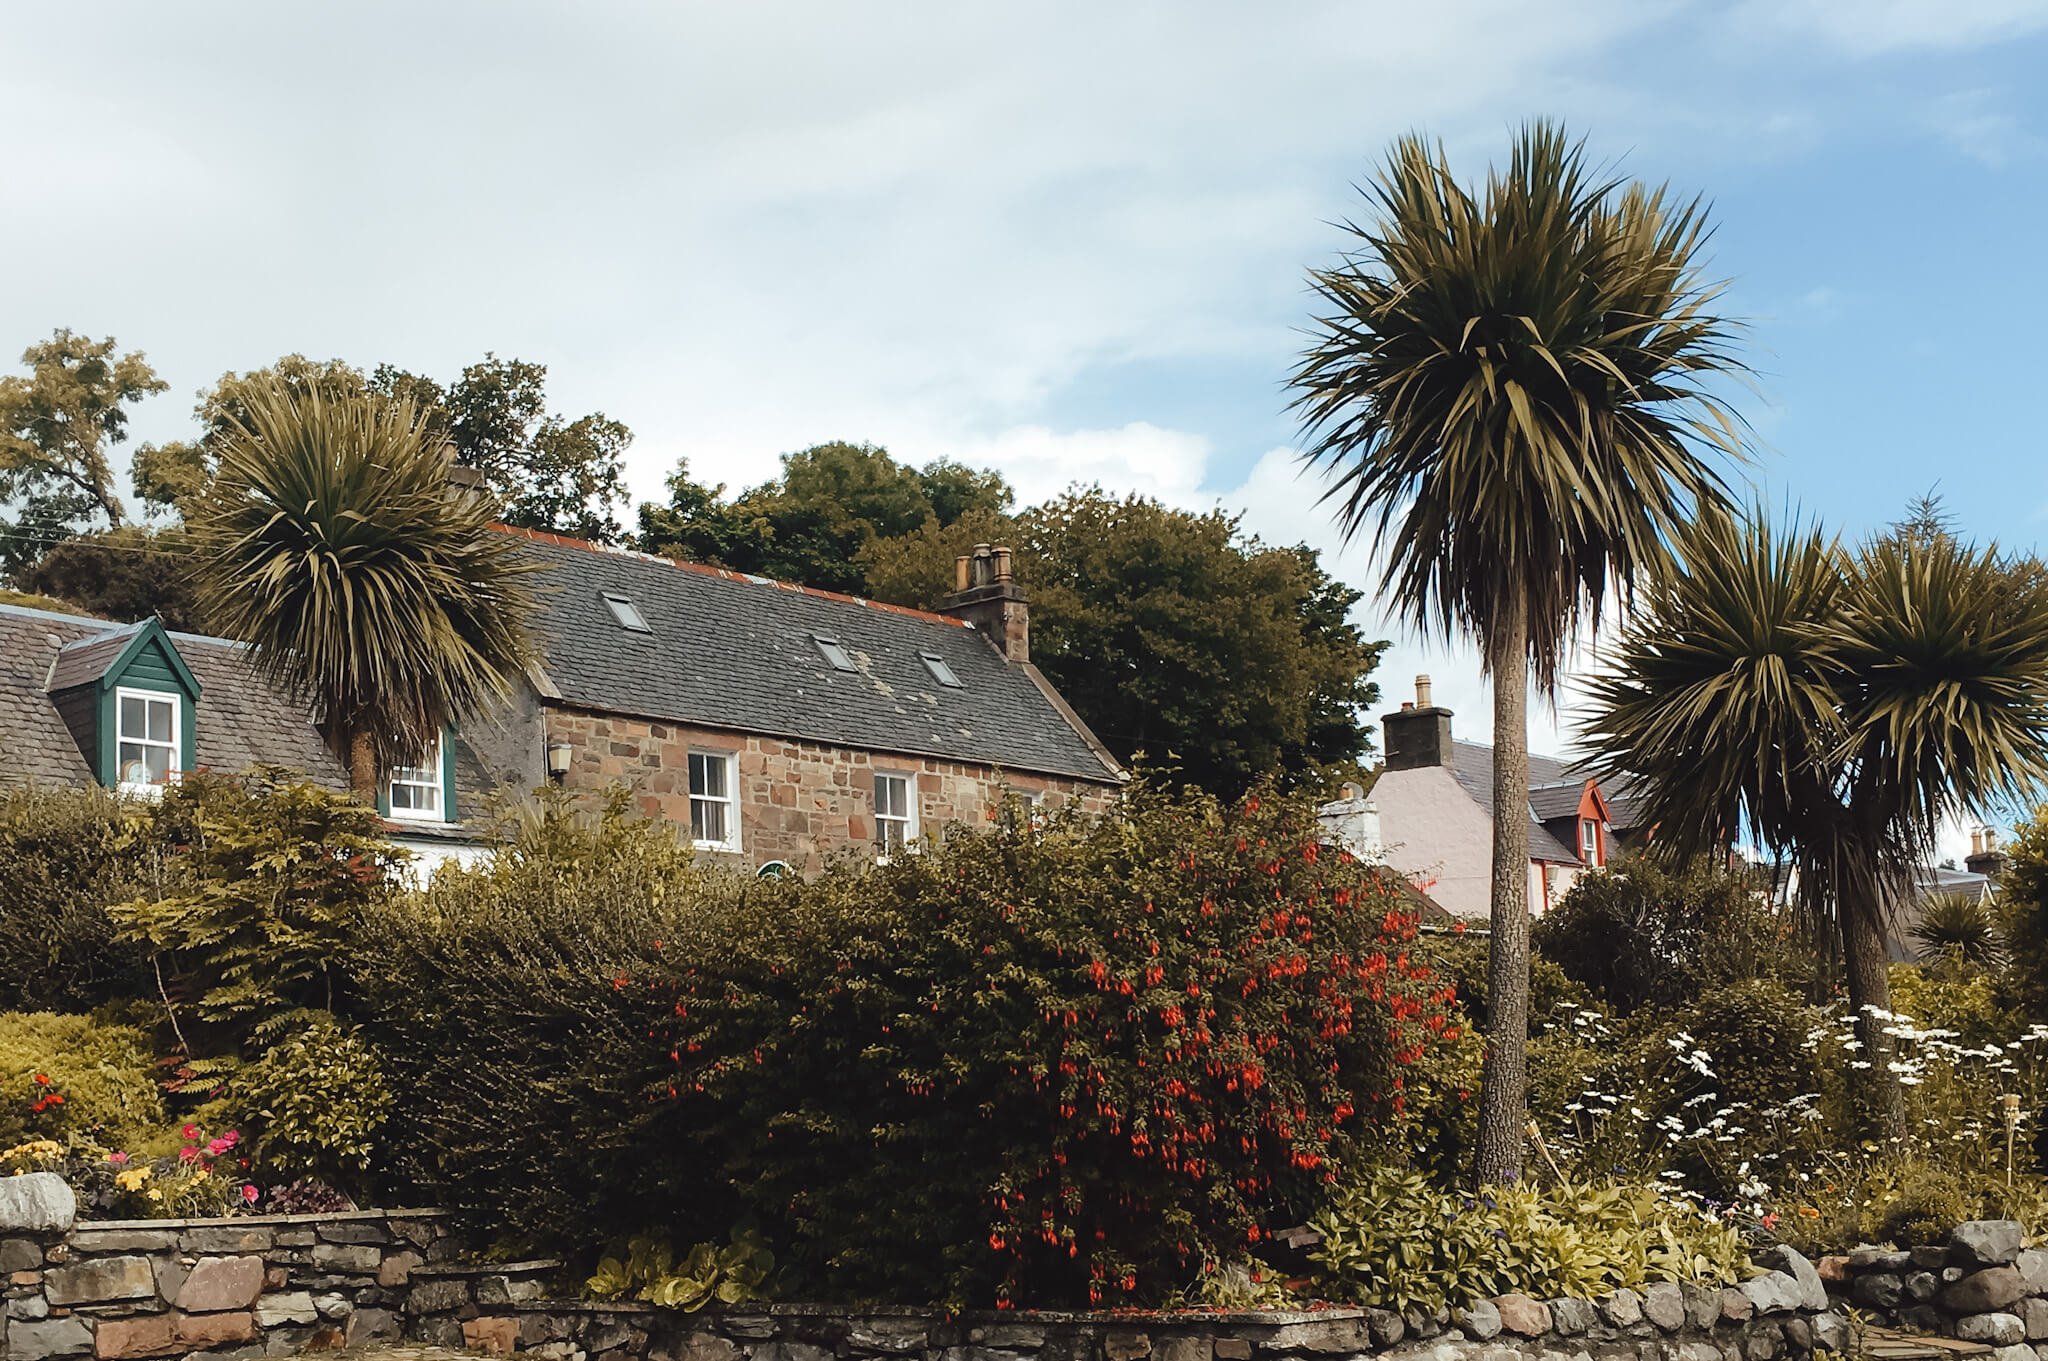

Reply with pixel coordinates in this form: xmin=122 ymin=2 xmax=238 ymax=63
xmin=1818 ymin=1218 xmax=2048 ymax=1356
xmin=546 ymin=706 xmax=1119 ymax=875
xmin=2 ymin=1173 xmax=1861 ymax=1361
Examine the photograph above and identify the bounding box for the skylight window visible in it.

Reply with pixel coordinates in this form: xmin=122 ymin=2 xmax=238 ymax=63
xmin=602 ymin=592 xmax=650 ymax=633
xmin=921 ymin=652 xmax=963 ymax=688
xmin=812 ymin=634 xmax=856 ymax=672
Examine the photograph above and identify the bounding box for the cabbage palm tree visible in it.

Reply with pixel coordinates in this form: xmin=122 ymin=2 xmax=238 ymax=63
xmin=190 ymin=384 xmax=535 ymax=799
xmin=1582 ymin=509 xmax=2048 ymax=1128
xmin=1292 ymin=123 xmax=1752 ymax=1183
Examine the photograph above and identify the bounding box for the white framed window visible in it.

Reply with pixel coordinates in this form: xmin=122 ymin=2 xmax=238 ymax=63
xmin=1579 ymin=817 xmax=1603 ymax=867
xmin=388 ymin=733 xmax=446 ymax=821
xmin=874 ymin=771 xmax=917 ymax=858
xmin=115 ymin=687 xmax=180 ymax=793
xmin=689 ymin=750 xmax=740 ymax=851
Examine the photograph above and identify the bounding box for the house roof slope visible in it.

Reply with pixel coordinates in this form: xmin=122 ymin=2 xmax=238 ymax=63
xmin=509 ymin=531 xmax=1123 ymax=784
xmin=1446 ymin=738 xmax=1584 ymax=863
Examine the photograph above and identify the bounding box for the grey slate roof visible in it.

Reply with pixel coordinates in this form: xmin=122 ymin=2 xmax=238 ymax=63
xmin=1446 ymin=739 xmax=1588 ymax=864
xmin=46 ymin=624 xmax=150 ymax=694
xmin=509 ymin=531 xmax=1122 ymax=784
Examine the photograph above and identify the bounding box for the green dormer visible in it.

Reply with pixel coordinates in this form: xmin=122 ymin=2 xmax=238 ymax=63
xmin=45 ymin=619 xmax=202 ymax=790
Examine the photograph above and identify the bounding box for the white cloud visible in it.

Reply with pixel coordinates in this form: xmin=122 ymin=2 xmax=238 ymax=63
xmin=1921 ymin=88 xmax=2042 ymax=166
xmin=1735 ymin=0 xmax=2048 ymax=55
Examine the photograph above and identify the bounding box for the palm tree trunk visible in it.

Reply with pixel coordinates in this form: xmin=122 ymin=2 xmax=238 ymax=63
xmin=348 ymin=729 xmax=379 ymax=804
xmin=1840 ymin=890 xmax=1906 ymax=1138
xmin=1476 ymin=592 xmax=1531 ymax=1185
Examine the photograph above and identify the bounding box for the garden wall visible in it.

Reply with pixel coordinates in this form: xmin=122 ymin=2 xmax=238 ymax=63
xmin=2 ymin=1172 xmax=1860 ymax=1361
xmin=1820 ymin=1219 xmax=2048 ymax=1352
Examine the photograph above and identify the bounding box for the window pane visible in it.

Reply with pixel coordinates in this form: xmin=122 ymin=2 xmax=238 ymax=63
xmin=691 ymin=753 xmax=729 ymax=798
xmin=879 ymin=818 xmax=905 ymax=851
xmin=118 ymin=744 xmax=148 ymax=783
xmin=692 ymin=798 xmax=726 ymax=844
xmin=120 ymin=696 xmax=146 ymax=738
xmin=877 ymin=776 xmax=905 ymax=818
xmin=146 ymin=698 xmax=172 ymax=744
xmin=142 ymin=746 xmax=171 ymax=783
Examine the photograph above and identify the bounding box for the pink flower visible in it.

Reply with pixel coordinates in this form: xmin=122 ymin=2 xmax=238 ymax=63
xmin=220 ymin=1130 xmax=240 ymax=1148
xmin=207 ymin=1138 xmax=231 ymax=1157
xmin=178 ymin=1146 xmax=200 ymax=1163
xmin=241 ymin=1184 xmax=259 ymax=1205
xmin=181 ymin=1124 xmax=200 ymax=1140
xmin=107 ymin=1151 xmax=129 ymax=1165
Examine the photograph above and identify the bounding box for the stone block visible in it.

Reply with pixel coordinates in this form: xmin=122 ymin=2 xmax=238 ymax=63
xmin=1152 ymin=1336 xmax=1211 ymax=1361
xmin=1213 ymin=1342 xmax=1252 ymax=1361
xmin=1851 ymin=1274 xmax=1904 ymax=1309
xmin=1685 ymin=1282 xmax=1725 ymax=1330
xmin=344 ymin=1308 xmax=399 ymax=1346
xmin=10 ymin=1294 xmax=51 ymax=1321
xmin=1945 ymin=1267 xmax=2027 ymax=1314
xmin=402 ymin=1278 xmax=470 ymax=1313
xmin=374 ymin=1250 xmax=421 ymax=1288
xmin=313 ymin=1222 xmax=389 ymax=1246
xmin=68 ymin=1231 xmax=176 ymax=1256
xmin=1457 ymin=1299 xmax=1501 ymax=1341
xmin=0 ymin=1239 xmax=42 ymax=1272
xmin=176 ymin=1227 xmax=271 ymax=1256
xmin=1644 ymin=1282 xmax=1687 ymax=1330
xmin=251 ymin=1293 xmax=316 ymax=1328
xmin=1811 ymin=1313 xmax=1847 ymax=1354
xmin=1745 ymin=1325 xmax=1783 ymax=1360
xmin=1907 ymin=1272 xmax=1939 ymax=1301
xmin=172 ymin=1311 xmax=255 ymax=1348
xmin=1598 ymin=1287 xmax=1643 ymax=1329
xmin=262 ymin=1267 xmax=287 ymax=1292
xmin=851 ymin=1321 xmax=929 ymax=1354
xmin=1816 ymin=1256 xmax=1850 ymax=1284
xmin=1953 ymin=1222 xmax=2026 ymax=1268
xmin=1957 ymin=1313 xmax=2027 ymax=1346
xmin=312 ymin=1294 xmax=350 ymax=1321
xmin=1550 ymin=1297 xmax=1597 ymax=1335
xmin=751 ymin=1344 xmax=828 ymax=1361
xmin=1262 ymin=1319 xmax=1365 ymax=1353
xmin=1913 ymin=1246 xmax=1951 ymax=1269
xmin=1989 ymin=1346 xmax=2035 ymax=1361
xmin=475 ymin=1274 xmax=546 ymax=1305
xmin=2020 ymin=1250 xmax=2048 ymax=1296
xmin=1763 ymin=1247 xmax=1831 ymax=1313
xmin=150 ymin=1257 xmax=185 ymax=1306
xmin=2022 ymin=1297 xmax=2048 ymax=1341
xmin=173 ymin=1257 xmax=264 ymax=1314
xmin=1850 ymin=1246 xmax=1912 ymax=1271
xmin=464 ymin=1316 xmax=520 ymax=1355
xmin=1782 ymin=1318 xmax=1811 ymax=1352
xmin=308 ymin=1244 xmax=379 ymax=1275
xmin=1493 ymin=1294 xmax=1551 ymax=1336
xmin=91 ymin=1314 xmax=179 ymax=1359
xmin=11 ymin=1269 xmax=42 ymax=1286
xmin=1721 ymin=1288 xmax=1755 ymax=1324
xmin=1364 ymin=1307 xmax=1405 ymax=1347
xmin=46 ymin=1257 xmax=155 ymax=1306
xmin=8 ymin=1315 xmax=95 ymax=1358
xmin=0 ymin=1176 xmax=76 ymax=1235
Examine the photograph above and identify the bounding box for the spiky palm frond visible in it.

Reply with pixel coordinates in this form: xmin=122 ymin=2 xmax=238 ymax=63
xmin=1910 ymin=890 xmax=2007 ymax=972
xmin=1291 ymin=121 xmax=1752 ymax=686
xmin=1581 ymin=509 xmax=1848 ymax=861
xmin=190 ymin=384 xmax=536 ymax=772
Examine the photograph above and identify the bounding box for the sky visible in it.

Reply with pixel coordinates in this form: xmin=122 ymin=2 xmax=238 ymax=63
xmin=7 ymin=1 xmax=2048 ymax=853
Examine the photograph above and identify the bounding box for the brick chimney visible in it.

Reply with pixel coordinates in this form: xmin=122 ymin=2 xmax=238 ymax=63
xmin=1967 ymin=826 xmax=2009 ymax=884
xmin=1382 ymin=674 xmax=1453 ymax=771
xmin=939 ymin=543 xmax=1029 ymax=663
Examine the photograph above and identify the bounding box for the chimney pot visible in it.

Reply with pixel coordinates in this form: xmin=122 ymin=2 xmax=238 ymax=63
xmin=993 ymin=546 xmax=1013 ymax=582
xmin=1415 ymin=674 xmax=1433 ymax=708
xmin=953 ymin=554 xmax=972 ymax=592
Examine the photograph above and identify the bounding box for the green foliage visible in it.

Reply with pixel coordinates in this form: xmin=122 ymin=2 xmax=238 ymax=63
xmin=0 ymin=785 xmax=157 ymax=1013
xmin=1416 ymin=929 xmax=1589 ymax=1034
xmin=186 ymin=381 xmax=537 ymax=785
xmin=0 ymin=1012 xmax=165 ymax=1150
xmin=111 ymin=770 xmax=403 ymax=1040
xmin=1309 ymin=1167 xmax=1753 ymax=1313
xmin=14 ymin=525 xmax=204 ymax=630
xmin=234 ymin=1009 xmax=392 ymax=1183
xmin=0 ymin=329 xmax=167 ymax=575
xmin=587 ymin=1230 xmax=774 ymax=1311
xmin=637 ymin=782 xmax=1453 ymax=1307
xmin=1998 ymin=808 xmax=2048 ymax=1020
xmin=353 ymin=789 xmax=713 ymax=1254
xmin=1534 ymin=855 xmax=1811 ymax=1016
xmin=1911 ymin=892 xmax=2008 ymax=977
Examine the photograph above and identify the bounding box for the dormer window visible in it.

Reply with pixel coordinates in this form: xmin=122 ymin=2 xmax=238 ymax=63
xmin=1579 ymin=816 xmax=1604 ymax=867
xmin=115 ymin=688 xmax=179 ymax=794
xmin=387 ymin=731 xmax=448 ymax=822
xmin=602 ymin=592 xmax=651 ymax=633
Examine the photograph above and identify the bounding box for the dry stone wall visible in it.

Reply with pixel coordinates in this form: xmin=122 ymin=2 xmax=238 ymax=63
xmin=2 ymin=1172 xmax=1863 ymax=1361
xmin=1818 ymin=1218 xmax=2048 ymax=1359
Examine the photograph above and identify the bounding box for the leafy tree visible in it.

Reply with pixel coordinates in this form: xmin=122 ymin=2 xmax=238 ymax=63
xmin=187 ymin=383 xmax=537 ymax=797
xmin=634 ymin=460 xmax=777 ymax=572
xmin=1581 ymin=508 xmax=2048 ymax=1130
xmin=1019 ymin=490 xmax=1384 ymax=795
xmin=1291 ymin=124 xmax=1751 ymax=1182
xmin=370 ymin=354 xmax=632 ymax=543
xmin=0 ymin=330 xmax=167 ymax=574
xmin=133 ymin=355 xmax=368 ymax=517
xmin=14 ymin=525 xmax=204 ymax=630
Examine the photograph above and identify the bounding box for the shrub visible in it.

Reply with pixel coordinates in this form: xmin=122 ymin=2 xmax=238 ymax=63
xmin=0 ymin=1012 xmax=165 ymax=1150
xmin=113 ymin=768 xmax=404 ymax=1044
xmin=1308 ymin=1166 xmax=1753 ymax=1312
xmin=1532 ymin=854 xmax=1810 ymax=1016
xmin=1416 ymin=928 xmax=1588 ymax=1033
xmin=637 ymin=783 xmax=1456 ymax=1307
xmin=0 ymin=786 xmax=154 ymax=1012
xmin=354 ymin=788 xmax=714 ymax=1254
xmin=1997 ymin=807 xmax=2048 ymax=1019
xmin=234 ymin=1009 xmax=392 ymax=1186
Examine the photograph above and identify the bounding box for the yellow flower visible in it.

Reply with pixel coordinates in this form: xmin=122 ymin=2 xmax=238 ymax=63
xmin=145 ymin=1187 xmax=162 ymax=1202
xmin=1796 ymin=1205 xmax=1820 ymax=1219
xmin=114 ymin=1166 xmax=153 ymax=1192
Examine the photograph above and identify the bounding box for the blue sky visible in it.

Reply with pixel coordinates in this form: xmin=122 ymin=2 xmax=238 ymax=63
xmin=7 ymin=1 xmax=2047 ymax=816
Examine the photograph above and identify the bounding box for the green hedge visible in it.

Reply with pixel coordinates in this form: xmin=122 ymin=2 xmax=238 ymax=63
xmin=0 ymin=787 xmax=154 ymax=1013
xmin=0 ymin=1011 xmax=165 ymax=1151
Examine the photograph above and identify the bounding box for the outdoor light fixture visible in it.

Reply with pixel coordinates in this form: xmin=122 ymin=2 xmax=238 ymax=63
xmin=546 ymin=740 xmax=573 ymax=781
